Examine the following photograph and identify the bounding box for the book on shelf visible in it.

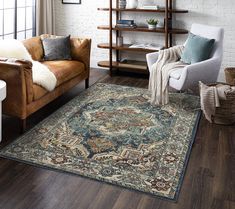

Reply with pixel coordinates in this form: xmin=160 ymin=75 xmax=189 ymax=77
xmin=117 ymin=20 xmax=135 ymax=25
xmin=140 ymin=5 xmax=159 ymax=10
xmin=116 ymin=24 xmax=137 ymax=28
xmin=129 ymin=43 xmax=164 ymax=51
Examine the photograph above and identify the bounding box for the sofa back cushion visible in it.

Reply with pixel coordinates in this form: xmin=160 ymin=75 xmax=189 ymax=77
xmin=23 ymin=37 xmax=44 ymax=61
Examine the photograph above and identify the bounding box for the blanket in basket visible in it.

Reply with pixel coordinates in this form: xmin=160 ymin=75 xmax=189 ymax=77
xmin=199 ymin=82 xmax=235 ymax=122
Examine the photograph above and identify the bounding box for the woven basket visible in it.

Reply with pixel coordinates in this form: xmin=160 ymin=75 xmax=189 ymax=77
xmin=225 ymin=67 xmax=235 ymax=85
xmin=209 ymin=83 xmax=235 ymax=125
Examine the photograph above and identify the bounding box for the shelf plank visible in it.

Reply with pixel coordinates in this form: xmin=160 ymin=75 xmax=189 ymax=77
xmin=97 ymin=43 xmax=160 ymax=52
xmin=97 ymin=8 xmax=188 ymax=13
xmin=98 ymin=60 xmax=148 ymax=71
xmin=97 ymin=25 xmax=188 ymax=34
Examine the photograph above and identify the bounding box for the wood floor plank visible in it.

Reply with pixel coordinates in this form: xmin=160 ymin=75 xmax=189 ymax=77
xmin=87 ymin=184 xmax=121 ymax=209
xmin=189 ymin=167 xmax=214 ymax=209
xmin=136 ymin=195 xmax=162 ymax=209
xmin=111 ymin=190 xmax=142 ymax=209
xmin=210 ymin=198 xmax=235 ymax=209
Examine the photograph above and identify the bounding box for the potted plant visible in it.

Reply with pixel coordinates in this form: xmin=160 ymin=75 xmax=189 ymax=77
xmin=147 ymin=18 xmax=158 ymax=29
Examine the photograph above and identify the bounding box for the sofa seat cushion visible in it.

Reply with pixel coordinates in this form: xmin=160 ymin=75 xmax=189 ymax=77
xmin=32 ymin=60 xmax=85 ymax=101
xmin=33 ymin=84 xmax=48 ymax=101
xmin=169 ymin=68 xmax=184 ymax=80
xmin=42 ymin=60 xmax=85 ymax=87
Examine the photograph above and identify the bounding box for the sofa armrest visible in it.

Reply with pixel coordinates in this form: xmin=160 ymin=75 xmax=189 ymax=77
xmin=0 ymin=58 xmax=33 ymax=119
xmin=70 ymin=38 xmax=91 ymax=73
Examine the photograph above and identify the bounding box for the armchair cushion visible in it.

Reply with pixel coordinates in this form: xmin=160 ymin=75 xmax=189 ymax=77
xmin=181 ymin=33 xmax=215 ymax=64
xmin=169 ymin=68 xmax=184 ymax=80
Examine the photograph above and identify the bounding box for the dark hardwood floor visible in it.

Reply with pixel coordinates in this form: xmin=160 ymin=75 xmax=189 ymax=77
xmin=0 ymin=69 xmax=234 ymax=209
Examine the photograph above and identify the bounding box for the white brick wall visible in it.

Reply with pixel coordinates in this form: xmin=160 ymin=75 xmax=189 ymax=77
xmin=54 ymin=0 xmax=235 ymax=81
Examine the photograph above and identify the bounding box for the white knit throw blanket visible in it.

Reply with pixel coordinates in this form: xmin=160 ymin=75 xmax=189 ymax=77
xmin=149 ymin=45 xmax=187 ymax=105
xmin=0 ymin=39 xmax=57 ymax=91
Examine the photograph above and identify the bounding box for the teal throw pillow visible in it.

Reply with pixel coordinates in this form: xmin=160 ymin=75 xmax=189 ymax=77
xmin=181 ymin=33 xmax=215 ymax=64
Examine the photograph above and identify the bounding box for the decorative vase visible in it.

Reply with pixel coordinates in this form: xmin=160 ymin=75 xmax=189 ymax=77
xmin=127 ymin=0 xmax=138 ymax=9
xmin=119 ymin=0 xmax=127 ymax=9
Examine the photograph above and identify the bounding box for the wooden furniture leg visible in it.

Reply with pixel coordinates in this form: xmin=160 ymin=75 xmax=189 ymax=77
xmin=20 ymin=119 xmax=26 ymax=133
xmin=85 ymin=78 xmax=89 ymax=89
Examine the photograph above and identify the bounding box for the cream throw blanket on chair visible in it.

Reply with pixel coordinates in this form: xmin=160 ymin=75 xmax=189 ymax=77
xmin=0 ymin=39 xmax=57 ymax=91
xmin=149 ymin=45 xmax=187 ymax=105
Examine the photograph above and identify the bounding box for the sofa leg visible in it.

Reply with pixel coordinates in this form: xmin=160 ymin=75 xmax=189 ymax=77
xmin=85 ymin=78 xmax=89 ymax=89
xmin=20 ymin=119 xmax=26 ymax=134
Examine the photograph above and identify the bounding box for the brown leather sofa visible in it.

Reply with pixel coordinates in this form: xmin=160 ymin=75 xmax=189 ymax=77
xmin=0 ymin=35 xmax=91 ymax=132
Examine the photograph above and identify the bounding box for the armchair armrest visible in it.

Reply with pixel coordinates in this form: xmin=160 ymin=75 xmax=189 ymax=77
xmin=186 ymin=58 xmax=221 ymax=72
xmin=70 ymin=38 xmax=91 ymax=73
xmin=181 ymin=58 xmax=222 ymax=89
xmin=146 ymin=51 xmax=159 ymax=71
xmin=0 ymin=58 xmax=33 ymax=119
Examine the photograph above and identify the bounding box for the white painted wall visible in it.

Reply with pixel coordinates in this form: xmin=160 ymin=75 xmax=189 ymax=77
xmin=54 ymin=0 xmax=235 ymax=81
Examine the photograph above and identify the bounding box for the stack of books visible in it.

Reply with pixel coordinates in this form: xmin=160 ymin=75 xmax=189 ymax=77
xmin=116 ymin=20 xmax=137 ymax=28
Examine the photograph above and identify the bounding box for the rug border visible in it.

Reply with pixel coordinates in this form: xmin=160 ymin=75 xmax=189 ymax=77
xmin=173 ymin=110 xmax=201 ymax=201
xmin=0 ymin=83 xmax=202 ymax=202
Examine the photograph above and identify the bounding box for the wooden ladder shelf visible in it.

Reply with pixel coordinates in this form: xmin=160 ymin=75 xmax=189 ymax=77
xmin=97 ymin=0 xmax=188 ymax=75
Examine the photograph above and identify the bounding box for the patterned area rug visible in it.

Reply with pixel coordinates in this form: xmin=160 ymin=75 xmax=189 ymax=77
xmin=0 ymin=83 xmax=200 ymax=200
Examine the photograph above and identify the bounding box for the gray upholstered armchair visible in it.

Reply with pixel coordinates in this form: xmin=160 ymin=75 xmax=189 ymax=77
xmin=146 ymin=24 xmax=224 ymax=91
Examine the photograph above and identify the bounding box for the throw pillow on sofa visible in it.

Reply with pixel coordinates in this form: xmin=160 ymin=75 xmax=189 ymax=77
xmin=41 ymin=35 xmax=72 ymax=61
xmin=181 ymin=33 xmax=215 ymax=64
